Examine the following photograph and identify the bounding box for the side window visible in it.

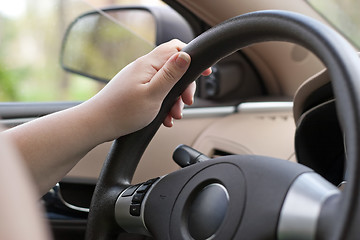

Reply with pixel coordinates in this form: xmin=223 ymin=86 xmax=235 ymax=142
xmin=0 ymin=0 xmax=160 ymax=102
xmin=306 ymin=0 xmax=360 ymax=49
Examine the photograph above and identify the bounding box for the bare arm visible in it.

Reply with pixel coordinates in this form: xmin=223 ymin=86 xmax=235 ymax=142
xmin=0 ymin=128 xmax=51 ymax=240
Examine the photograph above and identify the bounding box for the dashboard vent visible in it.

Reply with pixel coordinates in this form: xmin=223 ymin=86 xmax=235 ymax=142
xmin=212 ymin=149 xmax=233 ymax=158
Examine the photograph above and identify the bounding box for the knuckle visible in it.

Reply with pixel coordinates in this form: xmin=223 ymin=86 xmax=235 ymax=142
xmin=164 ymin=39 xmax=186 ymax=51
xmin=161 ymin=65 xmax=177 ymax=82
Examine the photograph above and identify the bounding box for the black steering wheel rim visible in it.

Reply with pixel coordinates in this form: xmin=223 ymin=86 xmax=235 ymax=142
xmin=86 ymin=10 xmax=360 ymax=240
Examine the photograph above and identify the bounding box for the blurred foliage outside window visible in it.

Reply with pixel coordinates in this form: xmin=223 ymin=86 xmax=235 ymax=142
xmin=0 ymin=0 xmax=161 ymax=102
xmin=307 ymin=0 xmax=360 ymax=49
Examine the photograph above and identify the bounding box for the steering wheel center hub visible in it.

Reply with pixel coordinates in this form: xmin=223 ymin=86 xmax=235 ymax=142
xmin=187 ymin=183 xmax=229 ymax=239
xmin=170 ymin=163 xmax=246 ymax=240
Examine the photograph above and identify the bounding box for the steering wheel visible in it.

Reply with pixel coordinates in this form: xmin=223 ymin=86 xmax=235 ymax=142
xmin=86 ymin=10 xmax=360 ymax=240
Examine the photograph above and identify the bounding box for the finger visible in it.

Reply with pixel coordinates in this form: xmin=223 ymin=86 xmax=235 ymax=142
xmin=147 ymin=51 xmax=191 ymax=99
xmin=181 ymin=82 xmax=196 ymax=106
xmin=169 ymin=97 xmax=184 ymax=120
xmin=163 ymin=114 xmax=174 ymax=127
xmin=202 ymin=67 xmax=212 ymax=76
xmin=146 ymin=39 xmax=187 ymax=71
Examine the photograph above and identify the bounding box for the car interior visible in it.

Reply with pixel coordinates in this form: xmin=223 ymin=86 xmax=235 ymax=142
xmin=1 ymin=0 xmax=359 ymax=239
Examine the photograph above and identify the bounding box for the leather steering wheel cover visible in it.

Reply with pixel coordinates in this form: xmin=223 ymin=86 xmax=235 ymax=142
xmin=86 ymin=10 xmax=360 ymax=240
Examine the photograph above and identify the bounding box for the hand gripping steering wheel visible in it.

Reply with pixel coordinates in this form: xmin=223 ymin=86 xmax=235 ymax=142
xmin=86 ymin=10 xmax=360 ymax=240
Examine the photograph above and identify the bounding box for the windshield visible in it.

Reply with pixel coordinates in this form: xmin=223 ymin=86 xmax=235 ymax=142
xmin=306 ymin=0 xmax=360 ymax=49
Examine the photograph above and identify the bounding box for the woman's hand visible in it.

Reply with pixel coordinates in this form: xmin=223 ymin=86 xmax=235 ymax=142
xmin=87 ymin=39 xmax=211 ymax=141
xmin=1 ymin=39 xmax=211 ymax=194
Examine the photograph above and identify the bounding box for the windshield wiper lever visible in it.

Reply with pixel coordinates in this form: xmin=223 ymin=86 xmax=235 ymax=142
xmin=172 ymin=144 xmax=210 ymax=168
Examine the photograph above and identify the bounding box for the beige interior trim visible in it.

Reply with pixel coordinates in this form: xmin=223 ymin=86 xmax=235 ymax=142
xmin=292 ymin=69 xmax=329 ymax=123
xmin=66 ymin=116 xmax=219 ymax=184
xmin=66 ymin=103 xmax=296 ymax=182
xmin=193 ymin=110 xmax=296 ymax=162
xmin=177 ymin=0 xmax=326 ymax=27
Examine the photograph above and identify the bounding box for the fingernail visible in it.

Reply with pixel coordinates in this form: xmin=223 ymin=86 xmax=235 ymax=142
xmin=176 ymin=52 xmax=190 ymax=68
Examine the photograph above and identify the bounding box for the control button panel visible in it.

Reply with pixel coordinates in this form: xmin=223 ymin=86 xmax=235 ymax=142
xmin=128 ymin=177 xmax=159 ymax=216
xmin=115 ymin=177 xmax=160 ymax=236
xmin=122 ymin=184 xmax=140 ymax=197
xmin=129 ymin=204 xmax=141 ymax=217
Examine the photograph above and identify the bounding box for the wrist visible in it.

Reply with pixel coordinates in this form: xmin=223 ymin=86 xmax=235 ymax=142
xmin=79 ymin=98 xmax=124 ymax=144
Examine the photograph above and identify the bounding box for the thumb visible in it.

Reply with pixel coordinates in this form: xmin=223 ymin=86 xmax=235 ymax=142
xmin=148 ymin=52 xmax=191 ymax=99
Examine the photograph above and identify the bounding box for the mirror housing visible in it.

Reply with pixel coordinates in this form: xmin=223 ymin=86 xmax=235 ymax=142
xmin=60 ymin=5 xmax=195 ymax=83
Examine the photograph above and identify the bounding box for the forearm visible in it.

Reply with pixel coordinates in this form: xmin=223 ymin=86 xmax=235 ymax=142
xmin=0 ymin=130 xmax=52 ymax=240
xmin=2 ymin=102 xmax=107 ymax=195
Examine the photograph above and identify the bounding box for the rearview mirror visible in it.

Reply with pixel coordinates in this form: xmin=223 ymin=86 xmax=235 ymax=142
xmin=60 ymin=6 xmax=194 ymax=83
